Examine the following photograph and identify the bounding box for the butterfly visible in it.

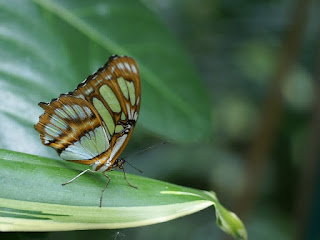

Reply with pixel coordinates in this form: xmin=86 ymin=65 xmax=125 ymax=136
xmin=34 ymin=55 xmax=141 ymax=207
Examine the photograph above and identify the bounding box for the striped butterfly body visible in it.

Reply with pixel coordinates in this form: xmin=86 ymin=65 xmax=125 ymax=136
xmin=35 ymin=55 xmax=141 ymax=207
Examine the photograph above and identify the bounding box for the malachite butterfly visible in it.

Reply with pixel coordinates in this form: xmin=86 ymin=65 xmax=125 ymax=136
xmin=35 ymin=55 xmax=141 ymax=207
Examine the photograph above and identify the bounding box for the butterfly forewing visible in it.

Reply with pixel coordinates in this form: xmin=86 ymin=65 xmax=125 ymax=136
xmin=35 ymin=55 xmax=141 ymax=171
xmin=35 ymin=96 xmax=109 ymax=160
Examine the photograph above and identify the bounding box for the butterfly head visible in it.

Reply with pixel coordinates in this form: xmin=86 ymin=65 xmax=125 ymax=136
xmin=112 ymin=158 xmax=126 ymax=170
xmin=111 ymin=158 xmax=143 ymax=174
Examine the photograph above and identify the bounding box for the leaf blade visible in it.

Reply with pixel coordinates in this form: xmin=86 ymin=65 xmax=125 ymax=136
xmin=0 ymin=198 xmax=213 ymax=231
xmin=0 ymin=149 xmax=246 ymax=239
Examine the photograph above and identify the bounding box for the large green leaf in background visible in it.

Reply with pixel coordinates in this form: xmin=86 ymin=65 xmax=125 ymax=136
xmin=0 ymin=0 xmax=244 ymax=239
xmin=0 ymin=149 xmax=247 ymax=240
xmin=0 ymin=0 xmax=211 ymax=158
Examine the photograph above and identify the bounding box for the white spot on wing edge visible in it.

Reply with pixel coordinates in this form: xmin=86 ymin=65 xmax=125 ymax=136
xmin=43 ymin=134 xmax=54 ymax=143
xmin=94 ymin=78 xmax=103 ymax=86
xmin=131 ymin=64 xmax=137 ymax=74
xmin=118 ymin=63 xmax=125 ymax=70
xmin=76 ymin=94 xmax=86 ymax=100
xmin=85 ymin=87 xmax=94 ymax=95
xmin=124 ymin=62 xmax=131 ymax=71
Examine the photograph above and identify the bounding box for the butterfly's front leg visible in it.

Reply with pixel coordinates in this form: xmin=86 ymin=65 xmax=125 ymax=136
xmin=100 ymin=172 xmax=111 ymax=207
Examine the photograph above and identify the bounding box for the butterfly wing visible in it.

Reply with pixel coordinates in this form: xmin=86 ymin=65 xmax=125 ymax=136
xmin=35 ymin=95 xmax=110 ymax=160
xmin=35 ymin=55 xmax=141 ymax=170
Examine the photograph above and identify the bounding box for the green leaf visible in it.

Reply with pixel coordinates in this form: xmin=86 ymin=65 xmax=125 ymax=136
xmin=0 ymin=149 xmax=247 ymax=239
xmin=0 ymin=0 xmax=211 ymax=157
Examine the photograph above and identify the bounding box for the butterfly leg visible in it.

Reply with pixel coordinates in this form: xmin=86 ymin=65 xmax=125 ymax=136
xmin=122 ymin=165 xmax=137 ymax=189
xmin=62 ymin=168 xmax=93 ymax=186
xmin=100 ymin=172 xmax=111 ymax=207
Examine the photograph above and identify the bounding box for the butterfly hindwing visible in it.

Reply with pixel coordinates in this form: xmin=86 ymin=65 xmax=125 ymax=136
xmin=35 ymin=55 xmax=141 ymax=171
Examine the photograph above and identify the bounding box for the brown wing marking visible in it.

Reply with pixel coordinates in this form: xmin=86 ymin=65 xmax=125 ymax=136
xmin=35 ymin=96 xmax=106 ymax=156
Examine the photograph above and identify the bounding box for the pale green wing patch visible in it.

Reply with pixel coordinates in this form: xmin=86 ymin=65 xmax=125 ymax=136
xmin=121 ymin=112 xmax=126 ymax=120
xmin=44 ymin=124 xmax=62 ymax=138
xmin=60 ymin=141 xmax=93 ymax=160
xmin=59 ymin=124 xmax=110 ymax=161
xmin=55 ymin=108 xmax=69 ymax=119
xmin=80 ymin=133 xmax=99 ymax=155
xmin=62 ymin=105 xmax=78 ymax=119
xmin=93 ymin=97 xmax=115 ymax=135
xmin=99 ymin=85 xmax=121 ymax=113
xmin=117 ymin=77 xmax=129 ymax=99
xmin=115 ymin=125 xmax=124 ymax=133
xmin=93 ymin=126 xmax=110 ymax=152
xmin=126 ymin=81 xmax=136 ymax=106
xmin=49 ymin=116 xmax=68 ymax=130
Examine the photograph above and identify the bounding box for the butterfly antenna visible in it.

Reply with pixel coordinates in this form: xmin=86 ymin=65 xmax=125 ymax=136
xmin=123 ymin=141 xmax=170 ymax=159
xmin=122 ymin=141 xmax=170 ymax=174
xmin=124 ymin=159 xmax=143 ymax=174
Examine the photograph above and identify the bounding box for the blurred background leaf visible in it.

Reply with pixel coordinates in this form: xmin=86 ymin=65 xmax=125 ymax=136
xmin=1 ymin=0 xmax=320 ymax=239
xmin=0 ymin=0 xmax=211 ymax=159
